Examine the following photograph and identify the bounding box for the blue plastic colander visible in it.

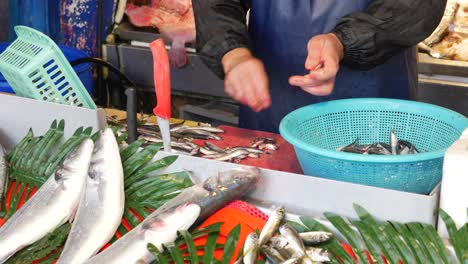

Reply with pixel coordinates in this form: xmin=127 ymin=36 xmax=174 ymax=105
xmin=279 ymin=98 xmax=468 ymax=194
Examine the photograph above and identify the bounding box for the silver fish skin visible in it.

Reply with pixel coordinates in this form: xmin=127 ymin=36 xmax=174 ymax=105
xmin=279 ymin=224 xmax=306 ymax=258
xmin=390 ymin=130 xmax=398 ymax=155
xmin=281 ymin=257 xmax=301 ymax=264
xmin=0 ymin=139 xmax=94 ymax=263
xmin=0 ymin=145 xmax=7 ymax=206
xmin=212 ymin=149 xmax=250 ymax=161
xmin=243 ymin=232 xmax=259 ymax=264
xmin=85 ymin=203 xmax=200 ymax=264
xmin=305 ymin=247 xmax=330 ymax=262
xmin=260 ymin=245 xmax=286 ymax=264
xmin=227 ymin=147 xmax=264 ymax=154
xmin=57 ymin=129 xmax=125 ymax=264
xmin=205 ymin=142 xmax=225 ymax=153
xmin=200 ymin=147 xmax=219 ymax=155
xmin=85 ymin=167 xmax=260 ymax=264
xmin=259 ymin=206 xmax=285 ymax=245
xmin=172 ymin=126 xmax=224 ymax=133
xmin=299 ymin=231 xmax=333 ymax=245
xmin=270 ymin=236 xmax=293 ymax=258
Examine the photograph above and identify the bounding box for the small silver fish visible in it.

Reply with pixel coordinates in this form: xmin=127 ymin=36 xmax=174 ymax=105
xmin=259 ymin=207 xmax=285 ymax=245
xmin=259 ymin=143 xmax=279 ymax=151
xmin=279 ymin=224 xmax=306 ymax=258
xmin=390 ymin=130 xmax=398 ymax=155
xmin=227 ymin=147 xmax=264 ymax=154
xmin=206 ymin=149 xmax=250 ymax=161
xmin=200 ymin=147 xmax=219 ymax=156
xmin=270 ymin=236 xmax=293 ymax=258
xmin=299 ymin=231 xmax=333 ymax=245
xmin=305 ymin=247 xmax=330 ymax=262
xmin=243 ymin=232 xmax=259 ymax=264
xmin=260 ymin=245 xmax=286 ymax=264
xmin=171 ymin=125 xmax=224 ymax=134
xmin=205 ymin=142 xmax=225 ymax=153
xmin=281 ymin=257 xmax=301 ymax=264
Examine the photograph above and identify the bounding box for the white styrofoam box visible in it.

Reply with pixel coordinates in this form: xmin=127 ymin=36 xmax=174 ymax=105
xmin=154 ymin=152 xmax=441 ymax=226
xmin=0 ymin=94 xmax=106 ymax=150
xmin=439 ymin=128 xmax=468 ymax=238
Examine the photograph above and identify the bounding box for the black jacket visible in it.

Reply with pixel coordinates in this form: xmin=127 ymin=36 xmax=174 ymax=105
xmin=192 ymin=0 xmax=447 ymax=78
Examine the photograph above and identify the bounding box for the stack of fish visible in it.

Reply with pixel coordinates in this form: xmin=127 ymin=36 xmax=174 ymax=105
xmin=337 ymin=130 xmax=420 ymax=155
xmin=200 ymin=138 xmax=279 ymax=163
xmin=0 ymin=129 xmax=125 ymax=264
xmin=241 ymin=207 xmax=332 ymax=264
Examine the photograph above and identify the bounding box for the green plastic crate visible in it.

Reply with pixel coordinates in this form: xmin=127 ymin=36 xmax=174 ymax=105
xmin=0 ymin=26 xmax=96 ymax=109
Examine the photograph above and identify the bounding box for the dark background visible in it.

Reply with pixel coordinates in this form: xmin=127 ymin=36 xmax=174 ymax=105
xmin=0 ymin=1 xmax=8 ymax=42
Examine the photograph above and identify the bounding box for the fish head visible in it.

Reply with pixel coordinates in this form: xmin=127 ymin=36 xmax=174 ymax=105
xmin=55 ymin=139 xmax=94 ymax=184
xmin=197 ymin=167 xmax=260 ymax=220
xmin=141 ymin=202 xmax=201 ymax=243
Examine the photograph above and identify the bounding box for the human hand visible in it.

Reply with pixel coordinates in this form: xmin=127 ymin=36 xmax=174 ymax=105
xmin=289 ymin=33 xmax=344 ymax=96
xmin=222 ymin=48 xmax=271 ymax=112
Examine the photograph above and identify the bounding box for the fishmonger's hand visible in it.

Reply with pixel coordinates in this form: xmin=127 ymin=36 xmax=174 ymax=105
xmin=289 ymin=33 xmax=344 ymax=96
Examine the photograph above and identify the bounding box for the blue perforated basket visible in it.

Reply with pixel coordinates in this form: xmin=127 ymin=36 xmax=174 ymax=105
xmin=279 ymin=98 xmax=468 ymax=194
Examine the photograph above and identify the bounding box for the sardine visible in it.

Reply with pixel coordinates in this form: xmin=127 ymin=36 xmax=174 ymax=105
xmin=57 ymin=129 xmax=125 ymax=264
xmin=390 ymin=130 xmax=398 ymax=155
xmin=227 ymin=147 xmax=264 ymax=154
xmin=200 ymin=147 xmax=219 ymax=155
xmin=299 ymin=231 xmax=333 ymax=245
xmin=174 ymin=129 xmax=222 ymax=140
xmin=281 ymin=257 xmax=301 ymax=264
xmin=305 ymin=247 xmax=330 ymax=262
xmin=260 ymin=245 xmax=286 ymax=264
xmin=205 ymin=149 xmax=250 ymax=161
xmin=279 ymin=224 xmax=306 ymax=258
xmin=243 ymin=232 xmax=259 ymax=264
xmin=171 ymin=125 xmax=224 ymax=134
xmin=0 ymin=145 xmax=7 ymax=206
xmin=85 ymin=167 xmax=260 ymax=264
xmin=270 ymin=236 xmax=293 ymax=258
xmin=259 ymin=206 xmax=285 ymax=245
xmin=205 ymin=142 xmax=225 ymax=153
xmin=0 ymin=139 xmax=94 ymax=263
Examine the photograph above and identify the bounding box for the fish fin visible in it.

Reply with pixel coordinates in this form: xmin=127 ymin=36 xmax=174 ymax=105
xmin=68 ymin=205 xmax=79 ymax=223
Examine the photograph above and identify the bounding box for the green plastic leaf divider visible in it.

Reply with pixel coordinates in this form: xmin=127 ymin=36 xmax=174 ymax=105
xmin=324 ymin=212 xmax=367 ymax=263
xmin=125 ymin=156 xmax=178 ymax=188
xmin=116 ymin=132 xmax=128 ymax=144
xmin=353 ymin=205 xmax=400 ymax=263
xmin=120 ymin=139 xmax=144 ymax=162
xmin=7 ymin=129 xmax=33 ymax=162
xmin=382 ymin=223 xmax=415 ymax=264
xmin=440 ymin=209 xmax=464 ymax=263
xmin=17 ymin=136 xmax=43 ymax=169
xmin=406 ymin=223 xmax=440 ymax=263
xmin=391 ymin=222 xmax=428 ymax=264
xmin=422 ymin=224 xmax=454 ymax=264
xmin=148 ymin=244 xmax=169 ymax=264
xmin=221 ymin=224 xmax=241 ymax=264
xmin=202 ymin=223 xmax=223 ymax=264
xmin=168 ymin=243 xmax=185 ymax=264
xmin=352 ymin=221 xmax=384 ymax=264
xmin=26 ymin=120 xmax=59 ymax=171
xmin=5 ymin=182 xmax=26 ymax=220
xmin=30 ymin=121 xmax=65 ymax=174
xmin=179 ymin=230 xmax=200 ymax=264
xmin=123 ymin=144 xmax=161 ymax=177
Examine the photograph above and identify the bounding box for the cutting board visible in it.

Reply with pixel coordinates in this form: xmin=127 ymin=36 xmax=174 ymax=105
xmin=194 ymin=126 xmax=303 ymax=174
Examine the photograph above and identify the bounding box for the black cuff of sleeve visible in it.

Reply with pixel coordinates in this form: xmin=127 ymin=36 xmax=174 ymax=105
xmin=198 ymin=33 xmax=252 ymax=79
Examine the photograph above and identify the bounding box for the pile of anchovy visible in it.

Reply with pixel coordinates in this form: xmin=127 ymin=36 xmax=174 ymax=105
xmin=337 ymin=130 xmax=420 ymax=155
xmin=107 ymin=116 xmax=279 ymax=162
xmin=239 ymin=207 xmax=332 ymax=264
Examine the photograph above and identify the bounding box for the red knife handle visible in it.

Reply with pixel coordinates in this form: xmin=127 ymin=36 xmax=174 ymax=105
xmin=150 ymin=39 xmax=171 ymax=119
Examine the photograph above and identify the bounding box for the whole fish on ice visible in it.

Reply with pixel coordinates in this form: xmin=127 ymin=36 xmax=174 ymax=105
xmin=0 ymin=139 xmax=94 ymax=263
xmin=85 ymin=167 xmax=260 ymax=264
xmin=57 ymin=129 xmax=125 ymax=264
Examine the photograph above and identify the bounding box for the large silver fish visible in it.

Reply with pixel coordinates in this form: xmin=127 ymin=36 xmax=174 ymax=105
xmin=85 ymin=167 xmax=260 ymax=264
xmin=0 ymin=139 xmax=94 ymax=263
xmin=0 ymin=145 xmax=7 ymax=206
xmin=57 ymin=129 xmax=125 ymax=264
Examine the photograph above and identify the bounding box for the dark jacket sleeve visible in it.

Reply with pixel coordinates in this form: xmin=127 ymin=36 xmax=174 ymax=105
xmin=332 ymin=0 xmax=447 ymax=70
xmin=192 ymin=0 xmax=251 ymax=78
